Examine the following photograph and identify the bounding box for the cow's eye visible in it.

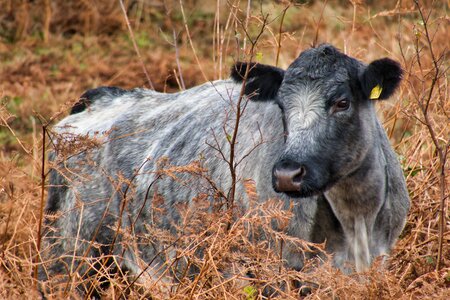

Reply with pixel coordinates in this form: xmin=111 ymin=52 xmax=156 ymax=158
xmin=333 ymin=99 xmax=350 ymax=112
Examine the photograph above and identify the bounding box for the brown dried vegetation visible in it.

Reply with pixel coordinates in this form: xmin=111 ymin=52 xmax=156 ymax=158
xmin=0 ymin=0 xmax=449 ymax=299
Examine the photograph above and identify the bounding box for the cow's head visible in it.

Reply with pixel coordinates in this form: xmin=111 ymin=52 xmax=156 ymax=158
xmin=231 ymin=44 xmax=402 ymax=198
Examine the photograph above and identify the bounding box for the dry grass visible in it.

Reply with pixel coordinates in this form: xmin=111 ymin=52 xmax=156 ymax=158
xmin=0 ymin=0 xmax=449 ymax=299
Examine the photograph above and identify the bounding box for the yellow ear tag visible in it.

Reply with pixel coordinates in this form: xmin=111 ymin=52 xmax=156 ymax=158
xmin=370 ymin=84 xmax=383 ymax=100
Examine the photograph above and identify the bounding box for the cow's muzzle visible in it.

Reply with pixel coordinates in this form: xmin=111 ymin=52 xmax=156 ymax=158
xmin=272 ymin=160 xmax=306 ymax=192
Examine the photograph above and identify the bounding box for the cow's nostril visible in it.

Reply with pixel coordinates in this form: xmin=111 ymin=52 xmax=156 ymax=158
xmin=292 ymin=167 xmax=306 ymax=183
xmin=273 ymin=161 xmax=306 ymax=192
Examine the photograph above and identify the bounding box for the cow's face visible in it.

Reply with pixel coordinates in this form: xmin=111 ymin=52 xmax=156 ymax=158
xmin=231 ymin=44 xmax=402 ymax=198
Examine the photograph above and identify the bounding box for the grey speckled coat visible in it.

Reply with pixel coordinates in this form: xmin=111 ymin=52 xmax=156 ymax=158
xmin=41 ymin=44 xmax=409 ymax=287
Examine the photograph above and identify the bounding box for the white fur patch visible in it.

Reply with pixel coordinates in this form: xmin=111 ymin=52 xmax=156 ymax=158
xmin=353 ymin=216 xmax=371 ymax=272
xmin=56 ymin=97 xmax=136 ymax=135
xmin=286 ymin=87 xmax=323 ymax=131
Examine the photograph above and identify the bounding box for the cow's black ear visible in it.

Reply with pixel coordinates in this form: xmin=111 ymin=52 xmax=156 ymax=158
xmin=231 ymin=62 xmax=285 ymax=101
xmin=360 ymin=58 xmax=403 ymax=100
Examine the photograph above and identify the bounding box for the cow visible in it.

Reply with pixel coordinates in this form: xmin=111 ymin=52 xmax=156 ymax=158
xmin=40 ymin=44 xmax=410 ymax=296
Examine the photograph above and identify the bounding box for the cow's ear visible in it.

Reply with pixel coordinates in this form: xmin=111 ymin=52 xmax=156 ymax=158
xmin=359 ymin=58 xmax=403 ymax=100
xmin=231 ymin=62 xmax=285 ymax=101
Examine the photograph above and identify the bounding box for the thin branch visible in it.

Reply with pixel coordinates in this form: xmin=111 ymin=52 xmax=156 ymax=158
xmin=243 ymin=0 xmax=252 ymax=51
xmin=173 ymin=29 xmax=186 ymax=90
xmin=275 ymin=5 xmax=289 ymax=67
xmin=119 ymin=0 xmax=154 ymax=89
xmin=34 ymin=124 xmax=47 ymax=283
xmin=226 ymin=14 xmax=270 ymax=212
xmin=312 ymin=0 xmax=328 ymax=47
xmin=179 ymin=0 xmax=208 ymax=82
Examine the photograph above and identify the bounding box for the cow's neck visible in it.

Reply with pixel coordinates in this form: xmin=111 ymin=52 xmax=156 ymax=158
xmin=324 ymin=143 xmax=388 ymax=272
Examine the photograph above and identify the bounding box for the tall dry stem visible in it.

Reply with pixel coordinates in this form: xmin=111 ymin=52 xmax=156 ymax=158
xmin=43 ymin=0 xmax=51 ymax=43
xmin=223 ymin=14 xmax=269 ymax=214
xmin=34 ymin=124 xmax=47 ymax=283
xmin=179 ymin=0 xmax=208 ymax=82
xmin=119 ymin=0 xmax=155 ymax=89
xmin=275 ymin=5 xmax=290 ymax=67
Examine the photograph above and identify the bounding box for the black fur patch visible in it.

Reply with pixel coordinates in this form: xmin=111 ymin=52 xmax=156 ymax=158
xmin=70 ymin=86 xmax=127 ymax=114
xmin=359 ymin=58 xmax=403 ymax=100
xmin=230 ymin=62 xmax=285 ymax=101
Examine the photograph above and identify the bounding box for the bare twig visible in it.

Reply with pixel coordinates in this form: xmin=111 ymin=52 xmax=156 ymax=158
xmin=173 ymin=29 xmax=186 ymax=90
xmin=43 ymin=0 xmax=51 ymax=43
xmin=312 ymin=0 xmax=328 ymax=47
xmin=179 ymin=0 xmax=208 ymax=82
xmin=276 ymin=5 xmax=290 ymax=67
xmin=226 ymin=14 xmax=270 ymax=213
xmin=34 ymin=124 xmax=47 ymax=283
xmin=119 ymin=0 xmax=155 ymax=89
xmin=243 ymin=0 xmax=252 ymax=51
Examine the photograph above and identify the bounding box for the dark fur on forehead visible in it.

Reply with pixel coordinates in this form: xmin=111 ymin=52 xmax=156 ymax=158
xmin=286 ymin=44 xmax=354 ymax=79
xmin=230 ymin=62 xmax=285 ymax=101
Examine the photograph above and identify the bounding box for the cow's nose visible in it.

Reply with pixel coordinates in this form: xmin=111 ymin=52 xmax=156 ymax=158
xmin=273 ymin=160 xmax=306 ymax=192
